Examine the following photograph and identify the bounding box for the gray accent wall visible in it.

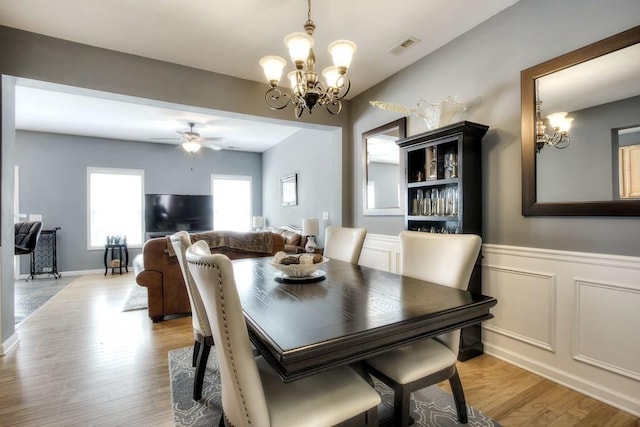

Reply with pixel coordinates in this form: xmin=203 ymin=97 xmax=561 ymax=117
xmin=350 ymin=0 xmax=640 ymax=256
xmin=262 ymin=127 xmax=342 ymax=248
xmin=15 ymin=130 xmax=263 ymax=273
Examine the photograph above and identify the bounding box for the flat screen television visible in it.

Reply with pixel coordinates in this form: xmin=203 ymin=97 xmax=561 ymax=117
xmin=145 ymin=194 xmax=213 ymax=233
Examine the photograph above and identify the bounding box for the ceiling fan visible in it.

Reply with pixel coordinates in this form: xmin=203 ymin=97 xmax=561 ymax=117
xmin=152 ymin=122 xmax=225 ymax=153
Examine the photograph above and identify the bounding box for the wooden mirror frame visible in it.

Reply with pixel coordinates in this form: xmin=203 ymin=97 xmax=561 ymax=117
xmin=362 ymin=117 xmax=407 ymax=216
xmin=521 ymin=25 xmax=640 ymax=216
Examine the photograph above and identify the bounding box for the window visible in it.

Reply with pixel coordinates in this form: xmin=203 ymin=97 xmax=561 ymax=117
xmin=88 ymin=168 xmax=144 ymax=249
xmin=212 ymin=175 xmax=252 ymax=231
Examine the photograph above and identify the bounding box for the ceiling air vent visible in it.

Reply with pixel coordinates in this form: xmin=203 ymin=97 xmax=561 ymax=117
xmin=388 ymin=37 xmax=421 ymax=55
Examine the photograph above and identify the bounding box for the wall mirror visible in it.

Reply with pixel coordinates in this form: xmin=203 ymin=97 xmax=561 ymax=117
xmin=362 ymin=117 xmax=406 ymax=216
xmin=521 ymin=25 xmax=640 ymax=216
xmin=281 ymin=173 xmax=297 ymax=206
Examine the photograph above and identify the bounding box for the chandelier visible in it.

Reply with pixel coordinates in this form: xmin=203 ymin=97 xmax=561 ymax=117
xmin=259 ymin=0 xmax=356 ymax=118
xmin=535 ymin=80 xmax=573 ymax=153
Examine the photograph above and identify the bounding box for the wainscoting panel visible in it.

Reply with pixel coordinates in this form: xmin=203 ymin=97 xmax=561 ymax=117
xmin=483 ymin=266 xmax=556 ymax=352
xmin=482 ymin=244 xmax=640 ymax=417
xmin=363 ymin=236 xmax=640 ymax=416
xmin=360 ymin=234 xmax=400 ymax=273
xmin=574 ymin=279 xmax=640 ymax=381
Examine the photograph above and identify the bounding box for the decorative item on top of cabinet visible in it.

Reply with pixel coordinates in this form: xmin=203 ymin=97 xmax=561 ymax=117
xmin=396 ymin=120 xmax=489 ymax=361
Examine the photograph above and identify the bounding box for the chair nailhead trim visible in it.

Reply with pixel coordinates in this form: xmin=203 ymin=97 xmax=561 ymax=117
xmin=214 ymin=263 xmax=253 ymax=426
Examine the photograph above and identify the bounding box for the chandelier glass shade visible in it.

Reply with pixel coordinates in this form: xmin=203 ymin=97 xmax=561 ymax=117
xmin=259 ymin=0 xmax=356 ymax=118
xmin=535 ymin=80 xmax=573 ymax=153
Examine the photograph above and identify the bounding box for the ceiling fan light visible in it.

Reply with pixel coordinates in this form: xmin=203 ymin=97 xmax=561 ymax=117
xmin=284 ymin=32 xmax=314 ymax=65
xmin=182 ymin=141 xmax=201 ymax=153
xmin=328 ymin=40 xmax=356 ymax=72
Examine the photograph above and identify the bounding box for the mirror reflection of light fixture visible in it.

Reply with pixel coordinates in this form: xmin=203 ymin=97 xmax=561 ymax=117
xmin=535 ymin=80 xmax=574 ymax=153
xmin=259 ymin=0 xmax=356 ymax=118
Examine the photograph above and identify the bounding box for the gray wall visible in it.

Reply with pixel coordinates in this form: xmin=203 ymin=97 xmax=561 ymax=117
xmin=262 ymin=127 xmax=342 ymax=247
xmin=350 ymin=0 xmax=640 ymax=256
xmin=15 ymin=130 xmax=262 ymax=273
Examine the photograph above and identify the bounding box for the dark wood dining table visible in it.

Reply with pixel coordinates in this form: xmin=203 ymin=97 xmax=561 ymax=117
xmin=232 ymin=256 xmax=497 ymax=383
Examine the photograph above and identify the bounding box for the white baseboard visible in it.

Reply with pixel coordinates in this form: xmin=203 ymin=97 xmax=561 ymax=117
xmin=485 ymin=342 xmax=640 ymax=417
xmin=17 ymin=268 xmax=114 ymax=280
xmin=0 ymin=332 xmax=19 ymax=356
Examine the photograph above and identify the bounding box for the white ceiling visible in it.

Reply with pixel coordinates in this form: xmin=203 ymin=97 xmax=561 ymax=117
xmin=0 ymin=0 xmax=520 ymax=152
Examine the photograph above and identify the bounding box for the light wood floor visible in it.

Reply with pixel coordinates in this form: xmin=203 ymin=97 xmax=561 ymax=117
xmin=1 ymin=273 xmax=638 ymax=426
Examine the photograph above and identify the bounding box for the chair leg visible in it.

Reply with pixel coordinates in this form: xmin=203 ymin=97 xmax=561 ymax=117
xmin=393 ymin=384 xmax=412 ymax=427
xmin=192 ymin=340 xmax=201 ymax=367
xmin=366 ymin=404 xmax=379 ymax=426
xmin=448 ymin=368 xmax=468 ymax=424
xmin=193 ymin=342 xmax=211 ymax=400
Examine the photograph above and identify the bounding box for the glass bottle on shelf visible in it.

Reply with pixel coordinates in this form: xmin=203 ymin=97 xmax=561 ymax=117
xmin=438 ymin=188 xmax=446 ymax=216
xmin=450 ymin=186 xmax=459 ymax=216
xmin=427 ymin=146 xmax=437 ymax=180
xmin=445 ymin=150 xmax=458 ymax=179
xmin=430 ymin=188 xmax=438 ymax=215
xmin=422 ymin=189 xmax=432 ymax=215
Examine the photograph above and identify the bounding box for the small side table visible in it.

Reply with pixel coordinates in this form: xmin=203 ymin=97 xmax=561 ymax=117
xmin=104 ymin=244 xmax=129 ymax=275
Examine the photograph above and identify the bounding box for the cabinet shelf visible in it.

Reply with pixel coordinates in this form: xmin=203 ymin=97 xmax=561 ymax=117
xmin=397 ymin=120 xmax=489 ymax=361
xmin=408 ymin=178 xmax=458 ymax=188
xmin=408 ymin=215 xmax=458 ymax=221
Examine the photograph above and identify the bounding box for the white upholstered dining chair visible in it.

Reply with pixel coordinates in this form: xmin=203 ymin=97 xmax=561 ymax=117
xmin=169 ymin=231 xmax=214 ymax=401
xmin=323 ymin=226 xmax=367 ymax=264
xmin=186 ymin=240 xmax=381 ymax=427
xmin=363 ymin=231 xmax=482 ymax=427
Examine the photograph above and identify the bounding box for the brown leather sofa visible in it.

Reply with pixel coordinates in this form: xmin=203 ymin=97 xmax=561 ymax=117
xmin=271 ymin=225 xmax=308 ymax=253
xmin=134 ymin=230 xmax=284 ymax=322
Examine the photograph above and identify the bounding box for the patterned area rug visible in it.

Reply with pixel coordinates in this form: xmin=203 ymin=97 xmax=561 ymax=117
xmin=122 ymin=285 xmax=148 ymax=311
xmin=14 ymin=276 xmax=76 ymax=324
xmin=169 ymin=347 xmax=500 ymax=427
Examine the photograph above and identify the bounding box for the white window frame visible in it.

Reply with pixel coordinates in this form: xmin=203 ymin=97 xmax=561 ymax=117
xmin=211 ymin=174 xmax=253 ymax=232
xmin=87 ymin=167 xmax=144 ymax=250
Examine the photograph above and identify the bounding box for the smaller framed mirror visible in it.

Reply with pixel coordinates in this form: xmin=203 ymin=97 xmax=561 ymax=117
xmin=362 ymin=117 xmax=407 ymax=216
xmin=281 ymin=173 xmax=298 ymax=206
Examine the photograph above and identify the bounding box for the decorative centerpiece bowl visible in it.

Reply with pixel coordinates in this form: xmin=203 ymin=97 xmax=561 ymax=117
xmin=270 ymin=256 xmax=329 ymax=278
